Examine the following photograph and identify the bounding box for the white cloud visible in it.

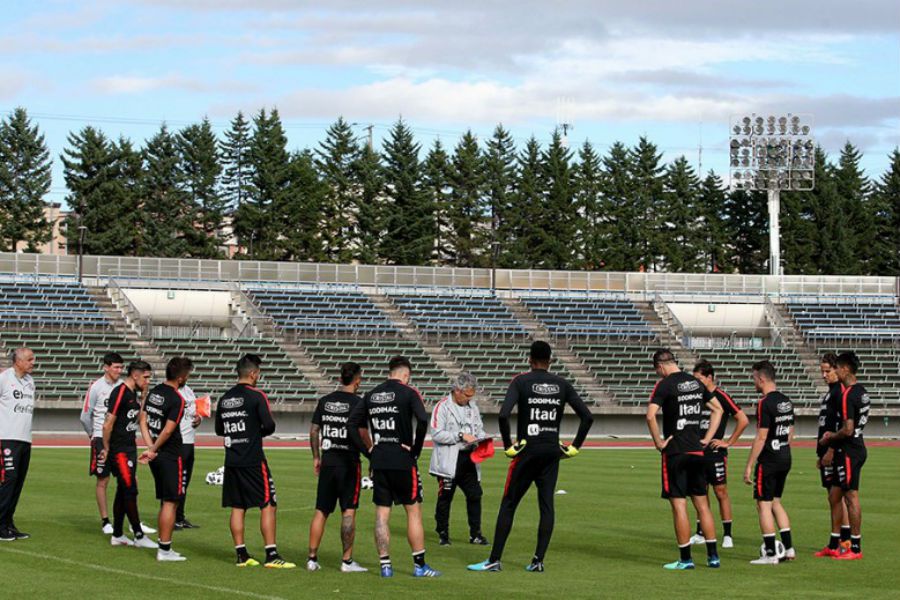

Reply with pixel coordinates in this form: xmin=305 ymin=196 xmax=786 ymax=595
xmin=91 ymin=74 xmax=256 ymax=95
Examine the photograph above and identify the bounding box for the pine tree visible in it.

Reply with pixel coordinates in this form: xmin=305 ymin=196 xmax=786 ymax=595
xmin=696 ymin=171 xmax=730 ymax=272
xmin=316 ymin=117 xmax=359 ymax=263
xmin=573 ymin=140 xmax=603 ymax=270
xmin=220 ymin=111 xmax=253 ymax=212
xmin=599 ymin=142 xmax=633 ymax=271
xmin=351 ymin=143 xmax=384 ymax=264
xmin=834 ymin=142 xmax=870 ymax=274
xmin=660 ymin=156 xmax=703 ymax=272
xmin=380 ymin=119 xmax=433 ymax=265
xmin=482 ymin=125 xmax=516 ymax=270
xmin=112 ymin=137 xmax=145 ymax=256
xmin=870 ymin=148 xmax=900 ymax=275
xmin=0 ymin=108 xmax=52 ymax=252
xmin=177 ymin=118 xmax=225 ymax=258
xmin=142 ymin=123 xmax=190 ymax=257
xmin=448 ymin=131 xmax=486 ymax=267
xmin=722 ymin=187 xmax=768 ymax=273
xmin=422 ymin=139 xmax=452 ymax=264
xmin=272 ymin=150 xmax=324 ymax=261
xmin=781 ymin=147 xmax=828 ymax=274
xmin=504 ymin=137 xmax=542 ymax=268
xmin=536 ymin=130 xmax=575 ymax=269
xmin=627 ymin=137 xmax=664 ymax=271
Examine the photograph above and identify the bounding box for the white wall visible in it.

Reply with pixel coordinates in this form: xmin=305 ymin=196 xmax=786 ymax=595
xmin=668 ymin=302 xmax=768 ymax=336
xmin=124 ymin=288 xmax=233 ymax=326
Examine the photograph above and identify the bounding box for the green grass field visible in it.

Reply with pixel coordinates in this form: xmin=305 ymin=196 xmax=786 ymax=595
xmin=1 ymin=447 xmax=897 ymax=599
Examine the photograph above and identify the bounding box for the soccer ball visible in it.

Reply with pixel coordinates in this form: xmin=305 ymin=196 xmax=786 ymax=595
xmin=360 ymin=476 xmax=374 ymax=490
xmin=759 ymin=540 xmax=786 ymax=560
xmin=205 ymin=466 xmax=225 ymax=486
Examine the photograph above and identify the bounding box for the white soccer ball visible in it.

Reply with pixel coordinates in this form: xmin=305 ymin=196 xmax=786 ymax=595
xmin=360 ymin=476 xmax=374 ymax=490
xmin=759 ymin=540 xmax=786 ymax=560
xmin=205 ymin=468 xmax=224 ymax=486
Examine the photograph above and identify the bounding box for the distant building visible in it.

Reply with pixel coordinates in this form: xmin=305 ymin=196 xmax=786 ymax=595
xmin=14 ymin=203 xmax=69 ymax=255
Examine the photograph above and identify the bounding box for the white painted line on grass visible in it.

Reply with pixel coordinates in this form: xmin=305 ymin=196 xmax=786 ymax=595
xmin=0 ymin=546 xmax=289 ymax=600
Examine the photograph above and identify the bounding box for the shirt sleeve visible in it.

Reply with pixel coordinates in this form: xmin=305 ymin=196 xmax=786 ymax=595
xmin=311 ymin=400 xmax=324 ymax=426
xmin=650 ymin=379 xmax=667 ymax=407
xmin=257 ymin=392 xmax=276 ymax=437
xmin=165 ymin=393 xmax=184 ymax=425
xmin=718 ymin=390 xmax=741 ymax=417
xmin=843 ymin=387 xmax=861 ymax=424
xmin=759 ymin=398 xmax=774 ymax=429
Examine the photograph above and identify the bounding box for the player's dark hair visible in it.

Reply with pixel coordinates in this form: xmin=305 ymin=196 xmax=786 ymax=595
xmin=820 ymin=352 xmax=838 ymax=368
xmin=652 ymin=348 xmax=676 ymax=367
xmin=340 ymin=361 xmax=362 ymax=385
xmin=237 ymin=353 xmax=263 ymax=377
xmin=127 ymin=360 xmax=152 ymax=376
xmin=388 ymin=355 xmax=412 ymax=373
xmin=835 ymin=351 xmax=860 ymax=374
xmin=752 ymin=360 xmax=777 ymax=382
xmin=529 ymin=340 xmax=552 ymax=363
xmin=103 ymin=352 xmax=125 ymax=366
xmin=165 ymin=356 xmax=194 ymax=381
xmin=693 ymin=359 xmax=715 ymax=378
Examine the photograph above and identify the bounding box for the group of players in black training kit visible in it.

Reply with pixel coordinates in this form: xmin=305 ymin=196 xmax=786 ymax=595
xmin=0 ymin=339 xmax=870 ymax=575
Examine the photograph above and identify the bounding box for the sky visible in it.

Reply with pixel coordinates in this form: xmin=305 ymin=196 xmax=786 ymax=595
xmin=2 ymin=0 xmax=899 ymax=207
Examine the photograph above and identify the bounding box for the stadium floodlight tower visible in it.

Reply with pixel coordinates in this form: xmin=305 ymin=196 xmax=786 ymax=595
xmin=729 ymin=113 xmax=814 ymax=276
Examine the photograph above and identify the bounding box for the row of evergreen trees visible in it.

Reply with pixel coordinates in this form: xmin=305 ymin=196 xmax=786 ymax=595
xmin=1 ymin=107 xmax=898 ymax=275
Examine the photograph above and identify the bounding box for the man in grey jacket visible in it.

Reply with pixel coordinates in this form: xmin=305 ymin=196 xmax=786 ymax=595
xmin=429 ymin=372 xmax=488 ymax=546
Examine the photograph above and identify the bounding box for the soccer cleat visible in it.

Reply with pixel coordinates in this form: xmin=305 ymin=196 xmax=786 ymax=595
xmin=176 ymin=519 xmax=199 ymax=530
xmin=467 ymin=559 xmax=502 ymax=572
xmin=833 ymin=550 xmax=863 ymax=561
xmin=340 ymin=560 xmax=368 ymax=573
xmin=0 ymin=528 xmax=15 ymax=542
xmin=814 ymin=547 xmax=840 ymax=558
xmin=132 ymin=522 xmax=156 ymax=535
xmin=689 ymin=534 xmax=706 ymax=545
xmin=264 ymin=557 xmax=297 ymax=569
xmin=663 ymin=560 xmax=695 ymax=570
xmin=102 ymin=523 xmax=114 ymax=535
xmin=157 ymin=549 xmax=187 ymax=562
xmin=110 ymin=535 xmax=135 ymax=547
xmin=133 ymin=536 xmax=158 ymax=549
xmin=469 ymin=534 xmax=490 ymax=545
xmin=306 ymin=559 xmax=321 ymax=571
xmin=236 ymin=557 xmax=260 ymax=568
xmin=722 ymin=536 xmax=734 ymax=549
xmin=707 ymin=555 xmax=721 ymax=568
xmin=380 ymin=564 xmax=394 ymax=578
xmin=8 ymin=527 xmax=29 ymax=540
xmin=525 ymin=561 xmax=545 ymax=572
xmin=413 ymin=563 xmax=442 ymax=577
xmin=781 ymin=548 xmax=796 ymax=561
xmin=749 ymin=555 xmax=779 ymax=565
xmin=438 ymin=533 xmax=451 ymax=546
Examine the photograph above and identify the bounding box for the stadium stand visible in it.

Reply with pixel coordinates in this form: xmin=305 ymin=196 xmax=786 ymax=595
xmin=247 ymin=287 xmax=398 ymax=335
xmin=521 ymin=295 xmax=655 ymax=339
xmin=568 ymin=342 xmax=659 ymax=405
xmin=389 ymin=292 xmax=527 ymax=337
xmin=0 ymin=280 xmax=108 ymax=327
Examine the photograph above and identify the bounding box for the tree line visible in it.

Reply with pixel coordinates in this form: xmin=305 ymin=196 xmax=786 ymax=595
xmin=1 ymin=106 xmax=898 ymax=276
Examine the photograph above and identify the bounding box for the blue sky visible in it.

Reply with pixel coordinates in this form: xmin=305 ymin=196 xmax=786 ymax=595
xmin=2 ymin=1 xmax=898 ymax=207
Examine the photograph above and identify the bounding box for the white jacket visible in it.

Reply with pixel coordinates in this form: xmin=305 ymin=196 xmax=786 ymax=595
xmin=0 ymin=368 xmax=35 ymax=442
xmin=428 ymin=394 xmax=485 ymax=480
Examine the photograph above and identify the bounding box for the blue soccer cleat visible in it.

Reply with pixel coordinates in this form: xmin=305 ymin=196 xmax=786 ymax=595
xmin=380 ymin=564 xmax=394 ymax=578
xmin=467 ymin=559 xmax=502 ymax=572
xmin=525 ymin=561 xmax=545 ymax=572
xmin=663 ymin=560 xmax=696 ymax=570
xmin=413 ymin=563 xmax=442 ymax=577
xmin=707 ymin=555 xmax=721 ymax=568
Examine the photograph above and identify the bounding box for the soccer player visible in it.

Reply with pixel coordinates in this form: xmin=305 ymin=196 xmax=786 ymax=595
xmin=468 ymin=341 xmax=593 ymax=573
xmin=348 ymin=355 xmax=440 ymax=578
xmin=0 ymin=348 xmax=36 ymax=542
xmin=101 ymin=360 xmax=157 ymax=549
xmin=306 ymin=362 xmax=367 ymax=573
xmin=814 ymin=353 xmax=851 ymax=557
xmin=645 ymin=349 xmax=723 ymax=570
xmin=690 ymin=359 xmax=748 ymax=549
xmin=429 ymin=371 xmax=488 ymax=547
xmin=80 ymin=352 xmax=124 ymax=535
xmin=744 ymin=360 xmax=795 ymax=565
xmin=140 ymin=356 xmax=191 ymax=561
xmin=820 ymin=351 xmax=869 ymax=561
xmin=215 ymin=354 xmax=295 ymax=569
xmin=175 ymin=382 xmax=202 ymax=530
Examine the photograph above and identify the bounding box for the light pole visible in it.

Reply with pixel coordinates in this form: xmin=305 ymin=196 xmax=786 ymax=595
xmin=77 ymin=225 xmax=87 ymax=282
xmin=729 ymin=113 xmax=814 ymax=276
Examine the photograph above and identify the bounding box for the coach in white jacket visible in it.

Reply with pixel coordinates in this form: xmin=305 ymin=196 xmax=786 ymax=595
xmin=429 ymin=372 xmax=488 ymax=546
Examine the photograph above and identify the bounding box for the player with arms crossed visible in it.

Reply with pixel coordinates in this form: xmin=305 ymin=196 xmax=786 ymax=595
xmin=348 ymin=356 xmax=440 ymax=578
xmin=813 ymin=353 xmax=851 ymax=557
xmin=744 ymin=360 xmax=795 ymax=565
xmin=645 ymin=349 xmax=723 ymax=570
xmin=690 ymin=359 xmax=748 ymax=549
xmin=101 ymin=360 xmax=157 ymax=549
xmin=468 ymin=341 xmax=593 ymax=573
xmin=820 ymin=351 xmax=869 ymax=561
xmin=216 ymin=354 xmax=295 ymax=569
xmin=0 ymin=348 xmax=36 ymax=542
xmin=140 ymin=356 xmax=190 ymax=561
xmin=306 ymin=362 xmax=367 ymax=573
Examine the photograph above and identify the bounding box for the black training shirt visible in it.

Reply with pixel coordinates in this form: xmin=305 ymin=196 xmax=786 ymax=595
xmin=142 ymin=383 xmax=185 ymax=459
xmin=215 ymin=383 xmax=276 ymax=467
xmin=312 ymin=391 xmax=362 ymax=467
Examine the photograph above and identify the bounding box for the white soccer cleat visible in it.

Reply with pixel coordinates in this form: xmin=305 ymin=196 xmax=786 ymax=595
xmin=134 ymin=536 xmax=158 ymax=549
xmin=157 ymin=549 xmax=187 ymax=562
xmin=306 ymin=559 xmax=321 ymax=572
xmin=132 ymin=522 xmax=157 ymax=535
xmin=750 ymin=555 xmax=779 ymax=565
xmin=782 ymin=547 xmax=796 ymax=561
xmin=690 ymin=534 xmax=706 ymax=545
xmin=110 ymin=535 xmax=134 ymax=547
xmin=340 ymin=560 xmax=368 ymax=573
xmin=102 ymin=523 xmax=114 ymax=535
xmin=722 ymin=536 xmax=734 ymax=549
